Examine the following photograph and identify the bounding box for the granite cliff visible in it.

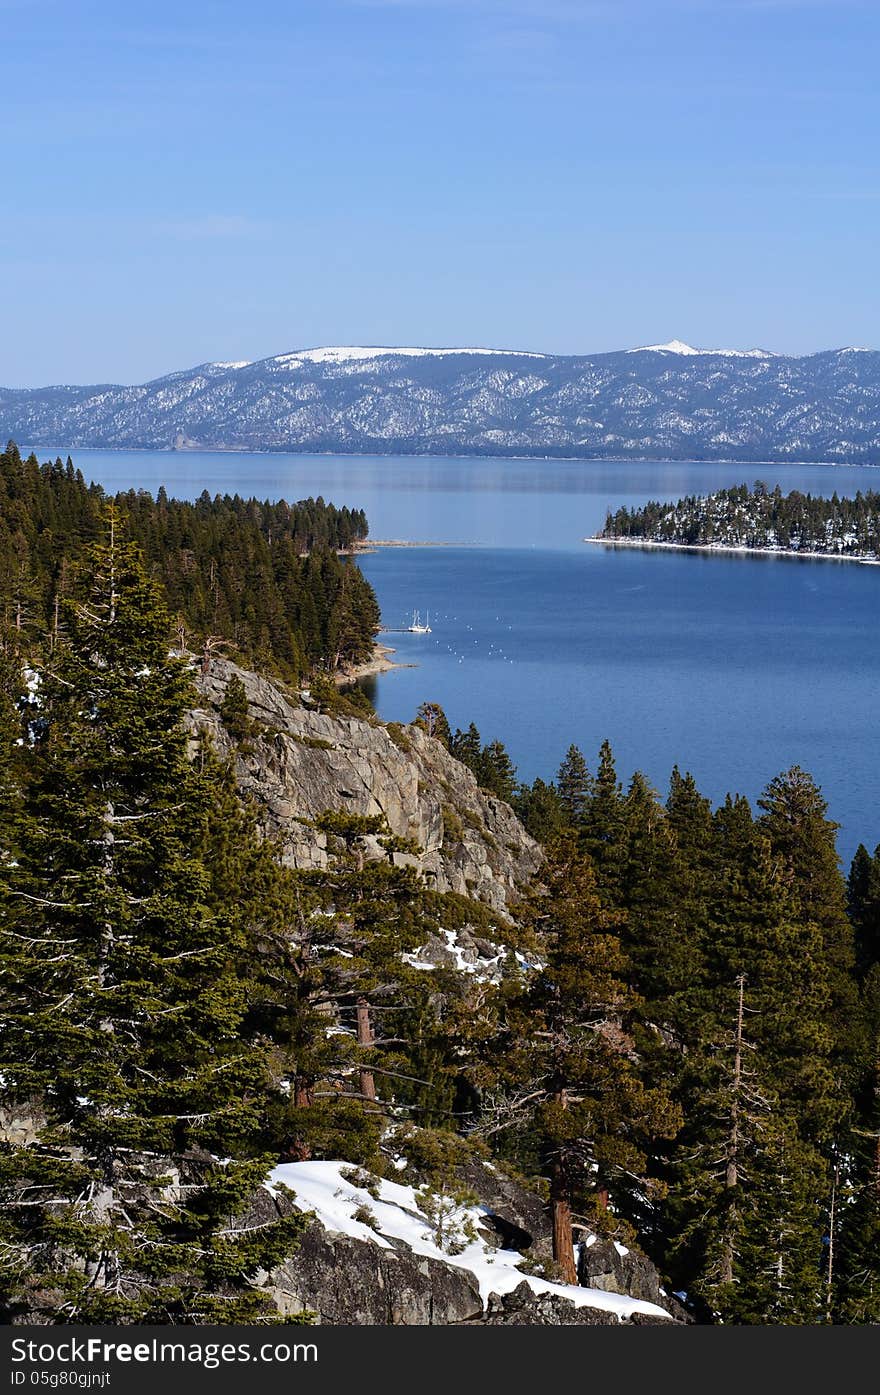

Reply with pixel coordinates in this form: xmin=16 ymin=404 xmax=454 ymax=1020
xmin=190 ymin=657 xmax=542 ymax=915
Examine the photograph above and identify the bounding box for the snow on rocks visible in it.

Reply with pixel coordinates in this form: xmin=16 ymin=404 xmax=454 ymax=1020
xmin=402 ymin=928 xmax=506 ymax=980
xmin=265 ymin=1160 xmax=672 ymax=1322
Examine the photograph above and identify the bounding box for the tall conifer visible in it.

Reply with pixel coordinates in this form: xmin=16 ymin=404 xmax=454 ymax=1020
xmin=0 ymin=520 xmax=303 ymax=1321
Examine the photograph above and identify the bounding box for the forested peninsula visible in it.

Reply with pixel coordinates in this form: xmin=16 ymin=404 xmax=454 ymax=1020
xmin=0 ymin=441 xmax=379 ymax=682
xmin=596 ymin=481 xmax=880 ymax=561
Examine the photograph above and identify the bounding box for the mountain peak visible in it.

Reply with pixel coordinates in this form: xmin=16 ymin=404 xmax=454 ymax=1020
xmin=633 ymin=339 xmax=702 ymax=356
xmin=629 ymin=340 xmax=775 ymax=359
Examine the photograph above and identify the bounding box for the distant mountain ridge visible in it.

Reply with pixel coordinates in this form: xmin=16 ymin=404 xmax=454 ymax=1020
xmin=3 ymin=341 xmax=880 ymax=463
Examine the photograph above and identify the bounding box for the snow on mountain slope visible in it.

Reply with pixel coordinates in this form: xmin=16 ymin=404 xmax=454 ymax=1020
xmin=267 ymin=1159 xmax=672 ymax=1322
xmin=4 ymin=342 xmax=880 ymax=462
xmin=276 ymin=346 xmax=548 ymax=365
xmin=630 ymin=340 xmax=775 ymax=358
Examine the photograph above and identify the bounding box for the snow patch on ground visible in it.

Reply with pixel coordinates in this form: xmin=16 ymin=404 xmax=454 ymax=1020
xmin=266 ymin=1160 xmax=671 ymax=1322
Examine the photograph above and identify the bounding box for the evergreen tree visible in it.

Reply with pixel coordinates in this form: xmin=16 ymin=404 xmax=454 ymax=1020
xmin=480 ymin=838 xmax=680 ymax=1283
xmin=513 ymin=776 xmax=564 ymax=845
xmin=218 ymin=672 xmax=254 ymax=744
xmin=556 ymin=744 xmax=591 ymax=827
xmin=414 ymin=702 xmax=452 ymax=748
xmin=834 ymin=964 xmax=880 ymax=1322
xmin=478 ymin=739 xmax=517 ymax=803
xmin=0 ymin=521 xmax=304 ymax=1322
xmin=450 ymin=723 xmax=482 ymax=771
xmin=579 ymin=740 xmax=627 ymax=901
xmin=617 ymin=770 xmax=708 ymax=1033
xmin=757 ymin=768 xmax=860 ymax=1105
xmin=848 ymin=843 xmax=880 ymax=977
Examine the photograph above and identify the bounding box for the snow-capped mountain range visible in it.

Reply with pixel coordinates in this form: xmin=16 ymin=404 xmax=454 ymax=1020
xmin=3 ymin=341 xmax=880 ymax=462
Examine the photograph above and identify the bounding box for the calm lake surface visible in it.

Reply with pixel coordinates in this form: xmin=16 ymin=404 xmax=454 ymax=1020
xmin=44 ymin=448 xmax=880 ymax=867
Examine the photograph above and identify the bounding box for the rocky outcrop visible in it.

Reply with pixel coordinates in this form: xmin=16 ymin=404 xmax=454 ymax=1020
xmin=577 ymin=1237 xmax=670 ymax=1308
xmin=242 ymin=1159 xmax=686 ymax=1326
xmin=269 ymin=1222 xmax=484 ymax=1325
xmin=242 ymin=1180 xmax=483 ymax=1324
xmin=190 ymin=658 xmax=542 ymax=913
xmin=472 ymin=1283 xmax=665 ymax=1326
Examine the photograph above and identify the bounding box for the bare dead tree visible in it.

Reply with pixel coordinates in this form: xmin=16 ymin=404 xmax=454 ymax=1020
xmin=200 ymin=634 xmax=230 ymax=676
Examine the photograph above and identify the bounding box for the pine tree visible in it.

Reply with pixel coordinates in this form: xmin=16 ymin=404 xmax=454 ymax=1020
xmin=618 ymin=770 xmax=707 ymax=1033
xmin=414 ymin=702 xmax=452 ymax=748
xmin=579 ymin=740 xmax=627 ymax=901
xmin=834 ymin=964 xmax=880 ymax=1322
xmin=0 ymin=520 xmax=304 ymax=1322
xmin=450 ymin=723 xmax=482 ymax=772
xmin=513 ymin=777 xmax=564 ymax=845
xmin=219 ymin=672 xmax=254 ymax=744
xmin=757 ymin=767 xmax=860 ymax=1117
xmin=478 ymin=739 xmax=517 ymax=802
xmin=664 ymin=810 xmax=846 ymax=1323
xmin=848 ymin=843 xmax=880 ymax=978
xmin=479 ymin=838 xmax=680 ymax=1283
xmin=556 ymin=745 xmax=591 ymax=827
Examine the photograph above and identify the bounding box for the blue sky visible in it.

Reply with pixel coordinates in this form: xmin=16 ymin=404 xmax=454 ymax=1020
xmin=2 ymin=0 xmax=878 ymax=383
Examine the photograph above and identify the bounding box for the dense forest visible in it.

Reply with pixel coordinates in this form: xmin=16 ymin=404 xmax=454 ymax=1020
xmin=600 ymin=481 xmax=880 ymax=558
xmin=0 ymin=441 xmax=379 ymax=681
xmin=416 ymin=713 xmax=880 ymax=1322
xmin=1 ymin=520 xmax=878 ymax=1324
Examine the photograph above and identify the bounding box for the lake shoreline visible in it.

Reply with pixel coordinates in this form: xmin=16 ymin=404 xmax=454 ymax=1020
xmin=334 ymin=641 xmax=415 ymax=686
xmin=356 ymin=539 xmax=478 ymax=552
xmin=586 ymin=536 xmax=880 ymax=566
xmin=29 ymin=443 xmax=880 ymax=471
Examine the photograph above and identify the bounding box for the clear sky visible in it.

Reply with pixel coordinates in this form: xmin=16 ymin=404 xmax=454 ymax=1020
xmin=2 ymin=0 xmax=878 ymax=384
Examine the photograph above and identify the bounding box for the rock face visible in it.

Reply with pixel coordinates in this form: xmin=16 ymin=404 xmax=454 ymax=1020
xmin=244 ymin=1179 xmax=485 ymax=1325
xmin=269 ymin=1220 xmax=484 ymax=1325
xmin=577 ymin=1237 xmax=671 ymax=1308
xmin=190 ymin=658 xmax=542 ymax=914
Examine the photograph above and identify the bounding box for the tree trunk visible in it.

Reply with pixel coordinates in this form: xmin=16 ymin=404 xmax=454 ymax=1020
xmin=726 ymin=974 xmax=745 ymax=1191
xmin=356 ymin=996 xmax=377 ymax=1102
xmin=721 ymin=974 xmax=746 ymax=1287
xmin=284 ymin=1077 xmax=314 ymax=1161
xmin=551 ymin=1162 xmax=579 ymax=1285
xmin=293 ymin=1076 xmax=313 ymax=1109
xmin=826 ymin=1156 xmax=838 ymax=1323
xmin=549 ymin=1088 xmax=578 ymax=1285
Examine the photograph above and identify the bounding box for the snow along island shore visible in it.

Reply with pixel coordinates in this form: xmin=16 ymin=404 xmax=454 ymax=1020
xmin=585 ymin=536 xmax=880 ymax=565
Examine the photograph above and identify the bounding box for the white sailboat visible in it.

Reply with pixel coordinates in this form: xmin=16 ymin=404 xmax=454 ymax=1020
xmin=407 ymin=609 xmax=432 ymax=634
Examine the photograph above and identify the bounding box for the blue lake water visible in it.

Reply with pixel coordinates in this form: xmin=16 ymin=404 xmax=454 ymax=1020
xmin=37 ymin=447 xmax=880 ymax=867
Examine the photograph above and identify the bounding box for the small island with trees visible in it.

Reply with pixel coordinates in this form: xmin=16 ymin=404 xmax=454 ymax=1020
xmin=592 ymin=481 xmax=880 ymax=563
